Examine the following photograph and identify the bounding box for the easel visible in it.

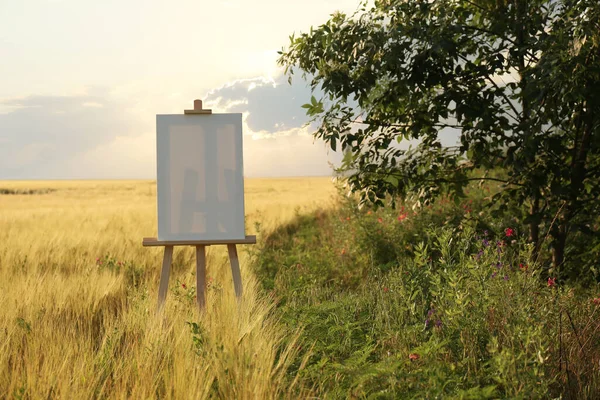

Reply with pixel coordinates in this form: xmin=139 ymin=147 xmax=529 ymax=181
xmin=143 ymin=236 xmax=256 ymax=311
xmin=144 ymin=100 xmax=256 ymax=312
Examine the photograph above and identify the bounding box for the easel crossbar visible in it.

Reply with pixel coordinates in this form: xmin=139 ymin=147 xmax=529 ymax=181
xmin=143 ymin=235 xmax=256 ymax=247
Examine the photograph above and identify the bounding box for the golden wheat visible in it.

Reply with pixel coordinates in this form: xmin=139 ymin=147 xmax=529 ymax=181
xmin=0 ymin=178 xmax=335 ymax=399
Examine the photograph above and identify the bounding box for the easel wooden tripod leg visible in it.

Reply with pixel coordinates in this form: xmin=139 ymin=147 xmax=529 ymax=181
xmin=196 ymin=245 xmax=207 ymax=310
xmin=157 ymin=245 xmax=173 ymax=311
xmin=227 ymin=244 xmax=243 ymax=298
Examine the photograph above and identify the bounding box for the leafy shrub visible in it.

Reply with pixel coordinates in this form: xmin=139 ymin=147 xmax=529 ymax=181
xmin=252 ymin=195 xmax=600 ymax=398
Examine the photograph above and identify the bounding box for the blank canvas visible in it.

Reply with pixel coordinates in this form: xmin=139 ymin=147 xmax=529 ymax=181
xmin=156 ymin=113 xmax=245 ymax=240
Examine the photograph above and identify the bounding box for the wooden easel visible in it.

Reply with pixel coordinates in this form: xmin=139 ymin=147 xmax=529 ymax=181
xmin=144 ymin=100 xmax=256 ymax=312
xmin=143 ymin=236 xmax=256 ymax=311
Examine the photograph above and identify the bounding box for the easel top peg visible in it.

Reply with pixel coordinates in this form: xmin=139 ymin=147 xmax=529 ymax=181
xmin=184 ymin=99 xmax=213 ymax=115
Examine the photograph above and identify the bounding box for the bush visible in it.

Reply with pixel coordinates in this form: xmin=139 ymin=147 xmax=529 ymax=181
xmin=252 ymin=194 xmax=600 ymax=398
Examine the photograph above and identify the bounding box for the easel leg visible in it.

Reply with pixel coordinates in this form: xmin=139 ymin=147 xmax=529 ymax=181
xmin=196 ymin=245 xmax=207 ymax=310
xmin=157 ymin=245 xmax=174 ymax=312
xmin=227 ymin=244 xmax=243 ymax=298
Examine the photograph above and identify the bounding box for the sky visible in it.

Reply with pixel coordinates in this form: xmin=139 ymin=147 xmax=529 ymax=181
xmin=0 ymin=0 xmax=361 ymax=179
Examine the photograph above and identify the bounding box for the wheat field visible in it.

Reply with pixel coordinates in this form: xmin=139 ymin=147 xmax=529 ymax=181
xmin=0 ymin=178 xmax=336 ymax=399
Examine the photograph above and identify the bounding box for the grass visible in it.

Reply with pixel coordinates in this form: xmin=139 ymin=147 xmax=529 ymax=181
xmin=2 ymin=177 xmax=599 ymax=398
xmin=253 ymin=188 xmax=600 ymax=398
xmin=0 ymin=178 xmax=334 ymax=399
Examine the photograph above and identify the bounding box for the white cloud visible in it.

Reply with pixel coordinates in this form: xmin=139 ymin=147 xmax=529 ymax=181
xmin=59 ymin=132 xmax=156 ymax=179
xmin=204 ymin=74 xmax=314 ymax=133
xmin=243 ymin=127 xmax=340 ymax=177
xmin=0 ymin=89 xmax=148 ymax=179
xmin=202 ymin=73 xmax=343 ymax=177
xmin=0 ymin=74 xmax=342 ymax=179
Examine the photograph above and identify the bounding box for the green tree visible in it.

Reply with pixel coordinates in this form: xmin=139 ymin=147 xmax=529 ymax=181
xmin=278 ymin=0 xmax=600 ymax=278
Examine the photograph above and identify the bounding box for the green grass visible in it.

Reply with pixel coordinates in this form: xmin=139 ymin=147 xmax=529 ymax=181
xmin=252 ymin=190 xmax=600 ymax=399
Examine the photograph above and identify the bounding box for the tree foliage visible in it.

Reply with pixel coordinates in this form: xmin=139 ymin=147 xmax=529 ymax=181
xmin=278 ymin=0 xmax=600 ymax=277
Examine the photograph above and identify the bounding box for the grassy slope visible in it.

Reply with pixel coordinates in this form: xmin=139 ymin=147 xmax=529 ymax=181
xmin=253 ymin=191 xmax=600 ymax=399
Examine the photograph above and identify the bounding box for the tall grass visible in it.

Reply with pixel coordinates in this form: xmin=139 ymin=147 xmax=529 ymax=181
xmin=253 ymin=189 xmax=600 ymax=398
xmin=4 ymin=178 xmax=598 ymax=398
xmin=0 ymin=178 xmax=334 ymax=399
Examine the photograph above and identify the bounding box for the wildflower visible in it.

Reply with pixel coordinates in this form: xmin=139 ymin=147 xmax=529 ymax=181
xmin=397 ymin=213 xmax=408 ymax=221
xmin=495 ymin=262 xmax=502 ymax=269
xmin=424 ymin=319 xmax=430 ymax=328
xmin=519 ymin=263 xmax=528 ymax=272
xmin=346 ymin=217 xmax=350 ymax=221
xmin=547 ymin=277 xmax=556 ymax=288
xmin=383 ymin=287 xmax=389 ymax=293
xmin=435 ymin=320 xmax=442 ymax=328
xmin=367 ymin=211 xmax=372 ymax=215
xmin=503 ymin=275 xmax=509 ymax=281
xmin=483 ymin=238 xmax=490 ymax=247
xmin=427 ymin=308 xmax=435 ymax=317
xmin=476 ymin=249 xmax=484 ymax=260
xmin=592 ymin=297 xmax=600 ymax=305
xmin=341 ymin=248 xmax=346 ymax=255
xmin=491 ymin=271 xmax=497 ymax=278
xmin=377 ymin=217 xmax=383 ymax=223
xmin=182 ymin=283 xmax=187 ymax=289
xmin=505 ymin=228 xmax=514 ymax=237
xmin=496 ymin=241 xmax=504 ymax=254
xmin=409 ymin=353 xmax=420 ymax=361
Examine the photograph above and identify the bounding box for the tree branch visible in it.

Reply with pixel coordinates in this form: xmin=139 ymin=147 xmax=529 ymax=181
xmin=457 ymin=54 xmax=521 ymax=122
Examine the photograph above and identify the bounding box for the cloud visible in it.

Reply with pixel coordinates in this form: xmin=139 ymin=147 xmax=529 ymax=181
xmin=0 ymin=76 xmax=341 ymax=179
xmin=243 ymin=126 xmax=341 ymax=177
xmin=204 ymin=74 xmax=314 ymax=134
xmin=0 ymin=89 xmax=148 ymax=178
xmin=203 ymin=74 xmax=343 ymax=176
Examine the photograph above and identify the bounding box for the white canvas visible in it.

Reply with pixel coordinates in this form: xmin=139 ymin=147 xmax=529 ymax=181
xmin=156 ymin=113 xmax=245 ymax=240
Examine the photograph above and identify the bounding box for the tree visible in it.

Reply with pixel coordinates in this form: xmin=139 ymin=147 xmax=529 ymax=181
xmin=278 ymin=0 xmax=600 ymax=278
